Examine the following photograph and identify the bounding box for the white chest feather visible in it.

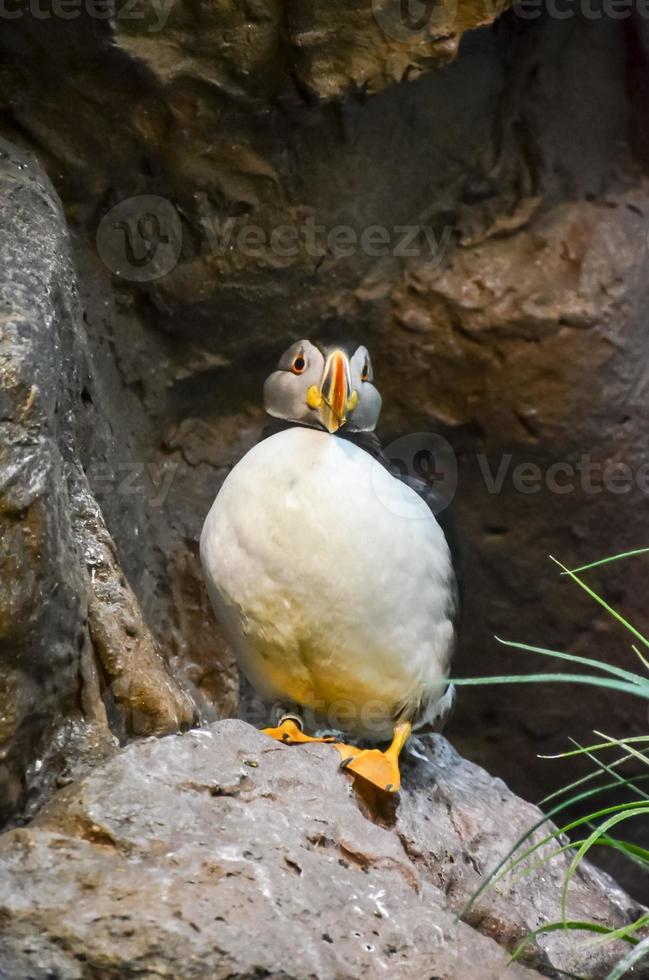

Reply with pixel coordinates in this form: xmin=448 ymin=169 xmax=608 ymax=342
xmin=200 ymin=427 xmax=455 ymax=740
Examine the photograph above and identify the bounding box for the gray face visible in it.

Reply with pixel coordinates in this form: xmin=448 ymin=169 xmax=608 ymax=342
xmin=263 ymin=339 xmax=382 ymax=434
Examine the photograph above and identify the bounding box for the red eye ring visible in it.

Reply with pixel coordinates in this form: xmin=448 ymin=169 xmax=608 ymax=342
xmin=361 ymin=361 xmax=369 ymax=382
xmin=292 ymin=355 xmax=306 ymax=375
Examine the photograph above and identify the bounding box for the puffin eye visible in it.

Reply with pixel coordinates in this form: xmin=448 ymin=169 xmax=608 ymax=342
xmin=361 ymin=360 xmax=370 ymax=382
xmin=291 ymin=355 xmax=306 ymax=375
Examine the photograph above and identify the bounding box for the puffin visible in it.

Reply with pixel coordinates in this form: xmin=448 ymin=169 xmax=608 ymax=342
xmin=200 ymin=338 xmax=458 ymax=793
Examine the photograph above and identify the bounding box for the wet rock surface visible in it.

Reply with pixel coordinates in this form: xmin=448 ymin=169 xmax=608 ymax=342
xmin=0 ymin=719 xmax=643 ymax=980
xmin=0 ymin=140 xmax=195 ymax=821
xmin=0 ymin=138 xmax=90 ymax=821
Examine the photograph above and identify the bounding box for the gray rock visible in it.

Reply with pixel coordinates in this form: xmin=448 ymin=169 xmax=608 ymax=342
xmin=0 ymin=138 xmax=96 ymax=820
xmin=0 ymin=140 xmax=195 ymax=821
xmin=0 ymin=719 xmax=643 ymax=979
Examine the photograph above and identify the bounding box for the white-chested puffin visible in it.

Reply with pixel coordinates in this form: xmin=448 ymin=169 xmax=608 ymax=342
xmin=200 ymin=338 xmax=458 ymax=793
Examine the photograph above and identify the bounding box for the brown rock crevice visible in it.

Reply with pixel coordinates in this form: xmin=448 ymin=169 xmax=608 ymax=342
xmin=71 ymin=472 xmax=196 ymax=739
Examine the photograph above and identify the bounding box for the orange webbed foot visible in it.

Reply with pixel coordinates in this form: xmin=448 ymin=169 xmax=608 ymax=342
xmin=261 ymin=718 xmax=336 ymax=745
xmin=335 ymin=722 xmax=412 ymax=793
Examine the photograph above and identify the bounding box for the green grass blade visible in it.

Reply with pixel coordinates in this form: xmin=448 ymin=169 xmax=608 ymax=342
xmin=593 ymin=730 xmax=649 ymax=768
xmin=452 ymin=673 xmax=649 ymax=700
xmin=552 ymin=802 xmax=649 ymax=842
xmin=457 ymin=783 xmax=649 ymax=920
xmin=541 ymin=736 xmax=649 ymax=807
xmin=565 ymin=549 xmax=649 ymax=574
xmin=587 ymin=912 xmax=649 ymax=949
xmin=496 ymin=826 xmax=621 ymax=895
xmin=507 ymin=839 xmax=589 ymax=888
xmin=632 ymin=647 xmax=649 ymax=674
xmin=584 ymin=827 xmax=649 ymax=872
xmin=632 ymin=644 xmax=649 ymax=672
xmin=570 ymin=737 xmax=649 ymax=802
xmin=591 ymin=835 xmax=649 ymax=864
xmin=495 ymin=637 xmax=647 ymax=687
xmin=506 ymin=837 xmax=645 ymax=890
xmin=485 ymin=803 xmax=649 ymax=903
xmin=468 ymin=552 xmax=649 ymax=971
xmin=540 ymin=735 xmax=649 ymax=761
xmin=540 ymin=750 xmax=649 ymax=807
xmin=509 ymin=920 xmax=636 ymax=963
xmin=550 ymin=556 xmax=649 ymax=651
xmin=561 ymin=808 xmax=649 ymax=919
xmin=605 ymin=936 xmax=649 ymax=980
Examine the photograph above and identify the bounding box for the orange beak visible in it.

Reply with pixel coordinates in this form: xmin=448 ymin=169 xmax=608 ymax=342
xmin=319 ymin=349 xmax=355 ymax=433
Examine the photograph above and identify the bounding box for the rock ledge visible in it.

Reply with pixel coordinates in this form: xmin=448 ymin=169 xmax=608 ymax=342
xmin=0 ymin=720 xmax=643 ymax=980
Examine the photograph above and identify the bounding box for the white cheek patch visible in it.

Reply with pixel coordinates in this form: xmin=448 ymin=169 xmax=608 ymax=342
xmin=264 ymin=367 xmax=322 ymax=424
xmin=349 ymin=382 xmax=382 ymax=432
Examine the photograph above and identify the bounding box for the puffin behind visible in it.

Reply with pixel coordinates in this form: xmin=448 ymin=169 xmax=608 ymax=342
xmin=200 ymin=338 xmax=458 ymax=792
